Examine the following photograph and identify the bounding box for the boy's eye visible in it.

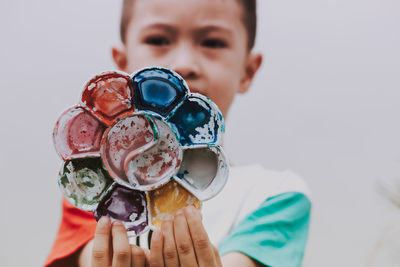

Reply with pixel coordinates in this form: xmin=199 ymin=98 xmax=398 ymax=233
xmin=145 ymin=36 xmax=170 ymax=46
xmin=201 ymin=38 xmax=227 ymax=48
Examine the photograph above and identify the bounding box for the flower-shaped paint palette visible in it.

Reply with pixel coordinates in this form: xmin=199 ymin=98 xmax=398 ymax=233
xmin=53 ymin=67 xmax=228 ymax=237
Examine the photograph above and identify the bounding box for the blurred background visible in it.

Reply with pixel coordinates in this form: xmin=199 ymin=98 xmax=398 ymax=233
xmin=0 ymin=0 xmax=399 ymax=266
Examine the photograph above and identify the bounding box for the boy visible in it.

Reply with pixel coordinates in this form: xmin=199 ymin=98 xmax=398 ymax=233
xmin=46 ymin=0 xmax=311 ymax=266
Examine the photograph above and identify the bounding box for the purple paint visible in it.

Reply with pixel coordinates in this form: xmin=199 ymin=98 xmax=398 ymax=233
xmin=94 ymin=185 xmax=149 ymax=235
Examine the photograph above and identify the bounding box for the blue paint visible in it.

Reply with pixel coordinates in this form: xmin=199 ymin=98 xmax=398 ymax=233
xmin=176 ymin=170 xmax=189 ymax=179
xmin=169 ymin=96 xmax=218 ymax=145
xmin=141 ymin=79 xmax=177 ymax=108
xmin=132 ymin=68 xmax=187 ymax=117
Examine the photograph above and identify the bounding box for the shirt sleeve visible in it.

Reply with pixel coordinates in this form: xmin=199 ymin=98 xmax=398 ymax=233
xmin=218 ymin=192 xmax=311 ymax=267
xmin=44 ymin=198 xmax=97 ymax=267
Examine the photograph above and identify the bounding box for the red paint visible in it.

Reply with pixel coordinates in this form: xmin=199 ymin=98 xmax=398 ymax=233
xmin=101 ymin=115 xmax=156 ymax=184
xmin=125 ymin=119 xmax=182 ymax=186
xmin=54 ymin=106 xmax=105 ymax=160
xmin=151 ymin=154 xmax=164 ymax=165
xmin=68 ymin=111 xmax=104 ymax=152
xmin=81 ymin=72 xmax=135 ymax=126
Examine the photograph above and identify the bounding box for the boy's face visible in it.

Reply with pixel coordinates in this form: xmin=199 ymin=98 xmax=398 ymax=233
xmin=112 ymin=0 xmax=262 ymax=118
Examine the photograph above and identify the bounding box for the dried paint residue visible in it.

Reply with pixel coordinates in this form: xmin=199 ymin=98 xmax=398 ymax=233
xmin=94 ymin=185 xmax=149 ymax=235
xmin=54 ymin=107 xmax=105 ymax=160
xmin=168 ymin=95 xmax=223 ymax=146
xmin=126 ymin=118 xmax=182 ymax=186
xmin=147 ymin=181 xmax=200 ymax=228
xmin=102 ymin=115 xmax=155 ymax=184
xmin=59 ymin=157 xmax=113 ymax=211
xmin=82 ymin=72 xmax=134 ymax=125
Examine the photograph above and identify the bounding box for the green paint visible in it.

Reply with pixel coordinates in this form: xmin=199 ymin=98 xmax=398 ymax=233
xmin=82 ymin=181 xmax=95 ymax=187
xmin=146 ymin=115 xmax=159 ymax=141
xmin=70 ymin=192 xmax=79 ymax=205
xmin=59 ymin=157 xmax=114 ymax=211
xmin=60 ymin=174 xmax=69 ymax=187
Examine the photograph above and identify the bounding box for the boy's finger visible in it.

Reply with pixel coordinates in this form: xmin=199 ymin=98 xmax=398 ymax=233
xmin=174 ymin=209 xmax=198 ymax=267
xmin=131 ymin=245 xmax=146 ymax=267
xmin=212 ymin=245 xmax=223 ymax=267
xmin=184 ymin=206 xmax=216 ymax=267
xmin=112 ymin=221 xmax=131 ymax=267
xmin=143 ymin=248 xmax=150 ymax=267
xmin=161 ymin=215 xmax=179 ymax=267
xmin=92 ymin=216 xmax=111 ymax=267
xmin=150 ymin=229 xmax=164 ymax=267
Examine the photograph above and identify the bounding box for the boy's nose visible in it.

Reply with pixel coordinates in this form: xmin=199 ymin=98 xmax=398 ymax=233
xmin=174 ymin=67 xmax=197 ymax=81
xmin=173 ymin=64 xmax=204 ymax=95
xmin=169 ymin=44 xmax=200 ymax=81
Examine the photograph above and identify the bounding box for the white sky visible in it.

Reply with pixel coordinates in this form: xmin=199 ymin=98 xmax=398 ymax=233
xmin=0 ymin=0 xmax=399 ymax=266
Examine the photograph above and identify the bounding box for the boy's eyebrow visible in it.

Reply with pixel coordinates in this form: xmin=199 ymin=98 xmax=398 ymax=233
xmin=139 ymin=22 xmax=234 ymax=37
xmin=140 ymin=23 xmax=179 ymax=35
xmin=195 ymin=25 xmax=234 ymax=37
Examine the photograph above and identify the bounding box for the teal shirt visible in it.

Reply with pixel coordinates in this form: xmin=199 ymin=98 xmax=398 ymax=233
xmin=219 ymin=192 xmax=311 ymax=267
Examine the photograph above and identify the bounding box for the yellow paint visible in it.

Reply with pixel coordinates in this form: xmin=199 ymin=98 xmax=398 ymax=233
xmin=147 ymin=181 xmax=201 ymax=228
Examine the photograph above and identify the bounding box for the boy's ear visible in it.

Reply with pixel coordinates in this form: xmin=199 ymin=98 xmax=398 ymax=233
xmin=112 ymin=45 xmax=128 ymax=72
xmin=239 ymin=53 xmax=263 ymax=94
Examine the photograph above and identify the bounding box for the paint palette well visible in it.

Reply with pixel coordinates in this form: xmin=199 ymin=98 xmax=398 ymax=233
xmin=53 ymin=67 xmax=228 ymax=237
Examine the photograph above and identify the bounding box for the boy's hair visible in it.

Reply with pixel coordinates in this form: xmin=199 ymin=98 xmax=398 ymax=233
xmin=120 ymin=0 xmax=257 ymax=50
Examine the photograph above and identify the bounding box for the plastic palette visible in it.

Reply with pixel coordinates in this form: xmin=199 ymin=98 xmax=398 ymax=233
xmin=53 ymin=67 xmax=229 ymax=236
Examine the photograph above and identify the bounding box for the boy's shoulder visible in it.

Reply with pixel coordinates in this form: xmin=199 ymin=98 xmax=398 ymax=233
xmin=227 ymin=164 xmax=311 ymax=201
xmin=215 ymin=165 xmax=312 ymax=267
xmin=203 ymin=164 xmax=311 ymax=246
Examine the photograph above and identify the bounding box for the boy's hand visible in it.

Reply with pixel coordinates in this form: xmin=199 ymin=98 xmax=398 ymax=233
xmin=150 ymin=206 xmax=222 ymax=267
xmin=89 ymin=216 xmax=149 ymax=267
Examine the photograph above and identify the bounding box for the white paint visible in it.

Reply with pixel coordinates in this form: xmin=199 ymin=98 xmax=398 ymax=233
xmin=187 ymin=94 xmax=224 ymax=145
xmin=126 ymin=118 xmax=182 ymax=189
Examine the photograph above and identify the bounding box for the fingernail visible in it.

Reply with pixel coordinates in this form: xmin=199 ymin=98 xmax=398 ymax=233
xmin=99 ymin=216 xmax=110 ymax=225
xmin=175 ymin=209 xmax=183 ymax=215
xmin=187 ymin=205 xmax=196 ymax=214
xmin=112 ymin=220 xmax=123 ymax=226
xmin=163 ymin=214 xmax=174 ymax=221
xmin=152 ymin=229 xmax=162 ymax=240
